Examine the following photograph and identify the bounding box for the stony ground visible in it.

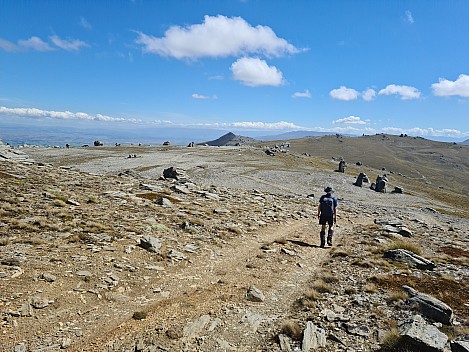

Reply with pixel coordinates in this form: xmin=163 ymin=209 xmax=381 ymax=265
xmin=1 ymin=144 xmax=468 ymax=352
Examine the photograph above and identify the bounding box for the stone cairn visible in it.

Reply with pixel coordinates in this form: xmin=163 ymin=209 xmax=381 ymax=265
xmin=338 ymin=160 xmax=346 ymax=173
xmin=371 ymin=175 xmax=388 ymax=192
xmin=353 ymin=172 xmax=369 ymax=187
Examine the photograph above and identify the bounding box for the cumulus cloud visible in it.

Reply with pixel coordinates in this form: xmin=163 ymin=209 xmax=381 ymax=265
xmin=362 ymin=88 xmax=376 ymax=101
xmin=230 ymin=57 xmax=284 ymax=87
xmin=382 ymin=126 xmax=468 ymax=137
xmin=192 ymin=93 xmax=218 ymax=99
xmin=0 ymin=106 xmax=140 ymax=123
xmin=333 ymin=116 xmax=368 ymax=125
xmin=405 ymin=10 xmax=414 ymax=24
xmin=431 ymin=74 xmax=469 ymax=98
xmin=292 ymin=89 xmax=311 ymax=98
xmin=135 ymin=15 xmax=300 ymax=59
xmin=50 ymin=35 xmax=89 ymax=52
xmin=378 ymin=84 xmax=421 ymax=100
xmin=329 ymin=86 xmax=359 ymax=101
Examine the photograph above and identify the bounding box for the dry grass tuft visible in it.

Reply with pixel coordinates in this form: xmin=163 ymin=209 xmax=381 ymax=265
xmin=320 ymin=273 xmax=339 ymax=283
xmin=279 ymin=321 xmax=303 ymax=340
xmin=363 ymin=283 xmax=378 ymax=293
xmin=312 ymin=279 xmax=333 ymax=293
xmin=274 ymin=238 xmax=288 ymax=245
xmin=330 ymin=249 xmax=350 ymax=258
xmin=384 ymin=240 xmax=422 ymax=256
xmin=386 ymin=290 xmax=408 ymax=303
xmin=53 ymin=199 xmax=67 ymax=207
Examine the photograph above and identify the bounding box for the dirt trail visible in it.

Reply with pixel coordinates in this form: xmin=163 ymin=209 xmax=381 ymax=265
xmin=67 ymin=217 xmax=357 ymax=351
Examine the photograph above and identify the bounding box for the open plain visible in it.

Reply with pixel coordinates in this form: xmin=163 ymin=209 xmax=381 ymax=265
xmin=1 ymin=135 xmax=469 ymax=351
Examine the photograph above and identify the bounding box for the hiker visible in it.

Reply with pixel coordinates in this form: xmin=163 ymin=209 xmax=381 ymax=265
xmin=317 ymin=186 xmax=338 ymax=247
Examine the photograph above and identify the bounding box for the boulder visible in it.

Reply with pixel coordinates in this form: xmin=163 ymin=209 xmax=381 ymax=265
xmin=138 ymin=236 xmax=162 ymax=253
xmin=384 ymin=249 xmax=436 ymax=270
xmin=451 ymin=335 xmax=469 ymax=352
xmin=403 ymin=286 xmax=453 ymax=325
xmin=398 ymin=314 xmax=448 ymax=351
xmin=302 ymin=321 xmax=326 ymax=351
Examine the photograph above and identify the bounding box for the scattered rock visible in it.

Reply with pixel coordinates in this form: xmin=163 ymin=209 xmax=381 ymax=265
xmin=246 ymin=285 xmax=265 ymax=302
xmin=302 ymin=321 xmax=326 ymax=351
xmin=138 ymin=236 xmax=162 ymax=253
xmin=403 ymin=285 xmax=453 ymax=325
xmin=384 ymin=249 xmax=436 ymax=270
xmin=398 ymin=314 xmax=448 ymax=351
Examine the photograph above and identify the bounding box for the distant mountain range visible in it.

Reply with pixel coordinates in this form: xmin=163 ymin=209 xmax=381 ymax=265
xmin=461 ymin=139 xmax=469 ymax=146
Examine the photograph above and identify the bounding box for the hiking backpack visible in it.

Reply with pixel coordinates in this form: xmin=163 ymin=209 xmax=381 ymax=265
xmin=320 ymin=195 xmax=335 ymax=217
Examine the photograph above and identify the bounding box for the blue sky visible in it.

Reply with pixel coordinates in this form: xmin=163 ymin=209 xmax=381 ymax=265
xmin=1 ymin=0 xmax=469 ymax=140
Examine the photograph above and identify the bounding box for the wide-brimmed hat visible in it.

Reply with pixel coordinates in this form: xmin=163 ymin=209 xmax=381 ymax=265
xmin=324 ymin=186 xmax=334 ymax=193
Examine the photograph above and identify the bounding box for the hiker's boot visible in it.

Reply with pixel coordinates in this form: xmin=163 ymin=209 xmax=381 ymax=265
xmin=320 ymin=231 xmax=326 ymax=248
xmin=327 ymin=229 xmax=334 ymax=246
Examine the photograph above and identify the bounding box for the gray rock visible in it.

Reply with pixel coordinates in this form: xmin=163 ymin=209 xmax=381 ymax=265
xmin=451 ymin=335 xmax=469 ymax=352
xmin=76 ymin=270 xmax=93 ymax=277
xmin=246 ymin=285 xmax=265 ymax=302
xmin=398 ymin=314 xmax=448 ymax=351
xmin=14 ymin=343 xmax=26 ymax=352
xmin=183 ymin=314 xmax=211 ymax=338
xmin=167 ymin=249 xmax=186 ymax=261
xmin=302 ymin=321 xmax=326 ymax=351
xmin=20 ymin=301 xmax=33 ymax=317
xmin=31 ymin=295 xmax=49 ymax=309
xmin=278 ymin=334 xmax=293 ymax=351
xmin=42 ymin=272 xmax=57 ymax=282
xmin=138 ymin=236 xmax=162 ymax=253
xmin=343 ymin=323 xmax=370 ymax=337
xmin=403 ymin=286 xmax=453 ymax=325
xmin=384 ymin=249 xmax=436 ymax=270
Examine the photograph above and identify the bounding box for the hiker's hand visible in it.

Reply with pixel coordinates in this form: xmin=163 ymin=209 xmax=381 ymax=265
xmin=317 ymin=214 xmax=320 ymax=219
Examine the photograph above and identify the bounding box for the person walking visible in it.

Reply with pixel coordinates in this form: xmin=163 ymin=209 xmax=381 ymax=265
xmin=317 ymin=186 xmax=338 ymax=247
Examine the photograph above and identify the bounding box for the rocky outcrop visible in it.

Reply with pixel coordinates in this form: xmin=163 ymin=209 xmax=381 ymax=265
xmin=384 ymin=249 xmax=436 ymax=270
xmin=403 ymin=286 xmax=453 ymax=325
xmin=398 ymin=314 xmax=448 ymax=351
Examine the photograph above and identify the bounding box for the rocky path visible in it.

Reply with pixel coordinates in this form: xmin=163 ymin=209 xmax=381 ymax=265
xmin=70 ymin=218 xmax=346 ymax=351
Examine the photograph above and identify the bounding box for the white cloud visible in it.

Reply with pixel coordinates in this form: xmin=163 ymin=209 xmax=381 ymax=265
xmin=405 ymin=10 xmax=414 ymax=24
xmin=230 ymin=57 xmax=284 ymax=87
xmin=362 ymin=88 xmax=376 ymax=101
xmin=0 ymin=106 xmax=140 ymax=123
xmin=135 ymin=15 xmax=301 ymax=59
xmin=382 ymin=126 xmax=468 ymax=137
xmin=431 ymin=74 xmax=469 ymax=98
xmin=378 ymin=84 xmax=421 ymax=100
xmin=80 ymin=17 xmax=92 ymax=30
xmin=329 ymin=86 xmax=359 ymax=101
xmin=292 ymin=89 xmax=311 ymax=98
xmin=18 ymin=36 xmax=54 ymax=51
xmin=333 ymin=116 xmax=368 ymax=125
xmin=0 ymin=38 xmax=19 ymax=52
xmin=192 ymin=93 xmax=218 ymax=99
xmin=50 ymin=35 xmax=89 ymax=52
xmin=196 ymin=121 xmax=304 ymax=130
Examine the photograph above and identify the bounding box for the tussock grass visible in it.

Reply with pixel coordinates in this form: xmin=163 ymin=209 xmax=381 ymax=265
xmin=312 ymin=279 xmax=333 ymax=293
xmin=274 ymin=237 xmax=288 ymax=245
xmin=386 ymin=290 xmax=408 ymax=303
xmin=383 ymin=240 xmax=422 ymax=256
xmin=320 ymin=273 xmax=339 ymax=283
xmin=279 ymin=321 xmax=303 ymax=340
xmin=363 ymin=283 xmax=378 ymax=293
xmin=53 ymin=199 xmax=67 ymax=207
xmin=330 ymin=249 xmax=350 ymax=258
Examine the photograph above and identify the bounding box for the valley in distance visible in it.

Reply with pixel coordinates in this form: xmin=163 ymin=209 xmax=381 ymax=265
xmin=1 ymin=132 xmax=468 ymax=351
